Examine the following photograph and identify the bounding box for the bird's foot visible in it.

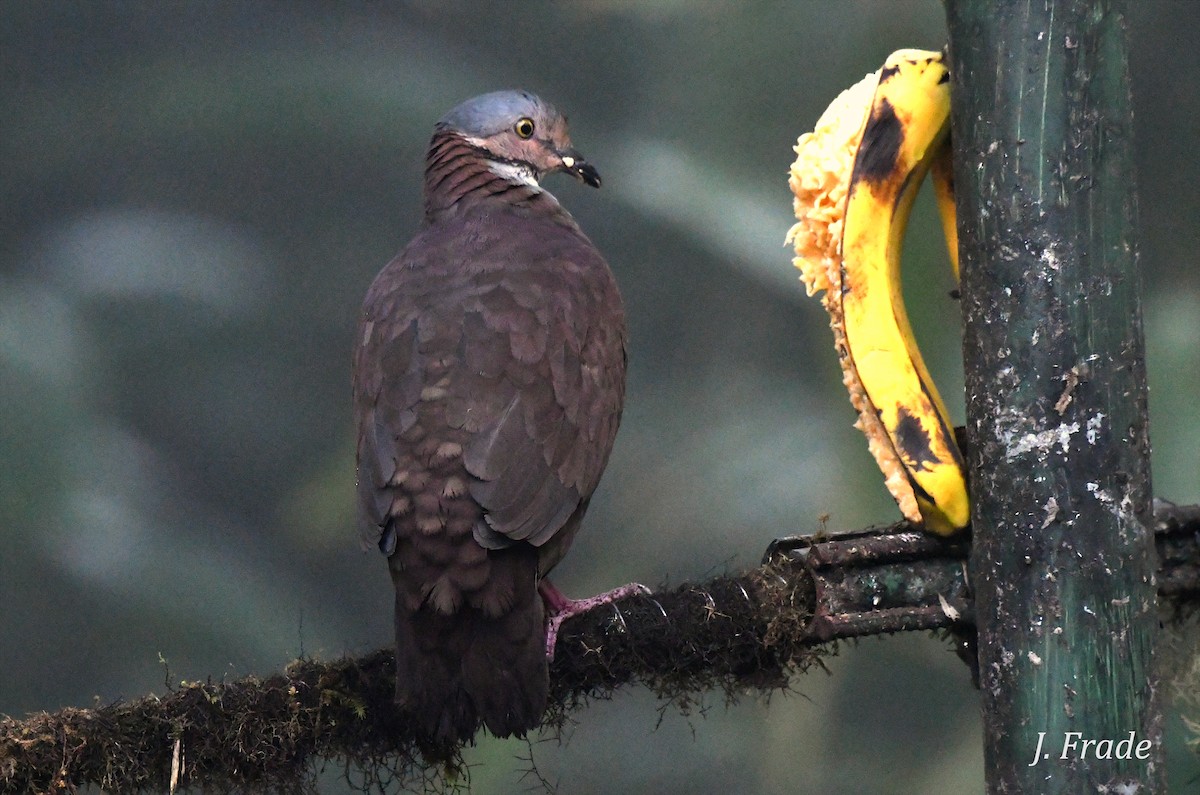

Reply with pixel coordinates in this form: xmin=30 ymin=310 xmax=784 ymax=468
xmin=540 ymin=579 xmax=650 ymax=660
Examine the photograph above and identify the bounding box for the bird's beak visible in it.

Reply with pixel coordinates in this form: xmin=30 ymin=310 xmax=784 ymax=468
xmin=558 ymin=148 xmax=601 ymax=188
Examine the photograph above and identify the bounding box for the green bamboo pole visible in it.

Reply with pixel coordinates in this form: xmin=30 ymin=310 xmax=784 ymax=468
xmin=944 ymin=0 xmax=1161 ymax=791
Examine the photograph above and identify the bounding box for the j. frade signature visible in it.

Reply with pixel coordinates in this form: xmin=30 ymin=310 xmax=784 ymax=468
xmin=1029 ymin=731 xmax=1154 ymax=766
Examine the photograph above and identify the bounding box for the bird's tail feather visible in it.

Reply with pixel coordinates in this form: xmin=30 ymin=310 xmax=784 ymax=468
xmin=393 ymin=550 xmax=548 ymax=744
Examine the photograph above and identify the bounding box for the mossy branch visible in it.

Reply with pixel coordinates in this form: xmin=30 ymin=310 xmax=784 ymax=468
xmin=3 ymin=501 xmax=1198 ymax=794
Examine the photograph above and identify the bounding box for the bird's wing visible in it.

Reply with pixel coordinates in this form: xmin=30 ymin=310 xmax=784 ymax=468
xmin=353 ymin=284 xmax=422 ymax=552
xmin=458 ymin=214 xmax=626 ymax=550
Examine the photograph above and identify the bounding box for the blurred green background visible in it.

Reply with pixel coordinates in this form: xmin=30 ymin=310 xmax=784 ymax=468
xmin=2 ymin=2 xmax=1198 ymax=792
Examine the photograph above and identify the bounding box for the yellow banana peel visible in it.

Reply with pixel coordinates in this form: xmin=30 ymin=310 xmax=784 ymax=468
xmin=787 ymin=49 xmax=968 ymax=536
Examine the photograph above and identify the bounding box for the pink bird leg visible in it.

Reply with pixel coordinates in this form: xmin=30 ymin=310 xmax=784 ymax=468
xmin=540 ymin=579 xmax=650 ymax=659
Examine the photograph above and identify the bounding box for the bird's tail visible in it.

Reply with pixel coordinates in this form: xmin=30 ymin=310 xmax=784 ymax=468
xmin=392 ymin=549 xmax=548 ymax=745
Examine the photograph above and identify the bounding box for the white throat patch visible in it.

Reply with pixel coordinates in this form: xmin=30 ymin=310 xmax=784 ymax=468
xmin=487 ymin=160 xmax=541 ymax=189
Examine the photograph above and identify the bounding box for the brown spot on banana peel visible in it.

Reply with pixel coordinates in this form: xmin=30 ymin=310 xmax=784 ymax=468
xmin=894 ymin=405 xmax=939 ymax=472
xmin=850 ymin=98 xmax=904 ymax=189
xmin=879 ymin=55 xmax=926 ymax=84
xmin=916 ymin=375 xmax=966 ymax=471
xmin=878 ymin=53 xmax=940 ymax=84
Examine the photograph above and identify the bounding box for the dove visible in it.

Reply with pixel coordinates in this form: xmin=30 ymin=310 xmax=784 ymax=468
xmin=353 ymin=90 xmax=643 ymax=744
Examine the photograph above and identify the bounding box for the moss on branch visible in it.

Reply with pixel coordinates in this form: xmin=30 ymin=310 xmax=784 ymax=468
xmin=3 ymin=501 xmax=1197 ymax=793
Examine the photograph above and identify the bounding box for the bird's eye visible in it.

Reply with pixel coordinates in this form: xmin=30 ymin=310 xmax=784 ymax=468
xmin=514 ymin=117 xmax=536 ymax=139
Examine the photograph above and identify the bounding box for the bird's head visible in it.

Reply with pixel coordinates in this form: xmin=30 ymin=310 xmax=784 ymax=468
xmin=435 ymin=90 xmax=601 ymax=189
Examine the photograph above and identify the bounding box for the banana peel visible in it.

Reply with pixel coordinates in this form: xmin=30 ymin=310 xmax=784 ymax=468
xmin=787 ymin=49 xmax=968 ymax=536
